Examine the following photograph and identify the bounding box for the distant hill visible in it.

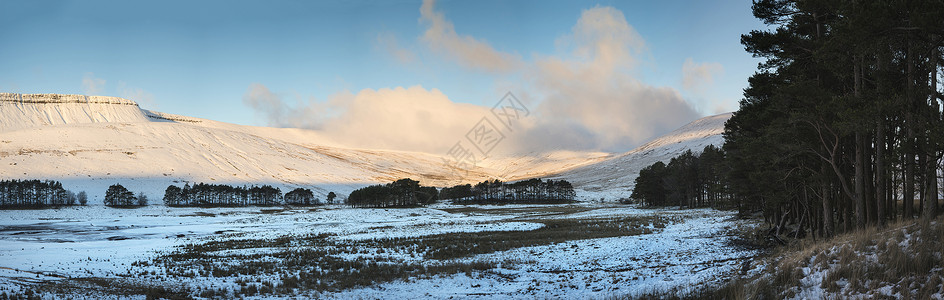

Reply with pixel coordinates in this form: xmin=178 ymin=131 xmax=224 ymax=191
xmin=0 ymin=93 xmax=728 ymax=203
xmin=0 ymin=93 xmax=599 ymax=202
xmin=549 ymin=113 xmax=730 ymax=201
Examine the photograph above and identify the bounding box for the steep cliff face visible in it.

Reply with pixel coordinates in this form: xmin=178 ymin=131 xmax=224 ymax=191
xmin=0 ymin=93 xmax=147 ymax=131
xmin=0 ymin=93 xmax=138 ymax=105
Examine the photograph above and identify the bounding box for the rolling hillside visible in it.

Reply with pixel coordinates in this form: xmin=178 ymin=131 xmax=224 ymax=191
xmin=0 ymin=93 xmax=728 ymax=203
xmin=550 ymin=113 xmax=731 ymax=201
xmin=0 ymin=94 xmax=604 ymax=202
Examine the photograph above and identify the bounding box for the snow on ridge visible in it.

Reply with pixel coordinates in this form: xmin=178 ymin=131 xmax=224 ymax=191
xmin=142 ymin=109 xmax=202 ymax=123
xmin=550 ymin=113 xmax=731 ymax=200
xmin=623 ymin=112 xmax=730 ymax=156
xmin=0 ymin=93 xmax=137 ymax=106
xmin=0 ymin=93 xmax=149 ymax=132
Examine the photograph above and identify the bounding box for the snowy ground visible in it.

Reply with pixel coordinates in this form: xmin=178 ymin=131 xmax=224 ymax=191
xmin=0 ymin=203 xmax=756 ymax=298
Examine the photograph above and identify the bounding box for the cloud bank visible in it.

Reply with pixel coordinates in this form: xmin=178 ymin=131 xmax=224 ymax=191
xmin=243 ymin=84 xmax=491 ymax=154
xmin=524 ymin=6 xmax=699 ymax=151
xmin=242 ymin=83 xmax=323 ymax=129
xmin=246 ymin=3 xmax=703 ymax=155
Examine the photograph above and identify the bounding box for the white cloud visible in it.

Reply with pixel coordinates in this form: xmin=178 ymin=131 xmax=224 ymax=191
xmin=681 ymin=57 xmax=724 ymax=91
xmin=318 ymin=86 xmax=493 ymax=153
xmin=523 ymin=6 xmax=699 ymax=151
xmin=419 ymin=0 xmax=522 ymax=73
xmin=243 ymin=83 xmax=283 ymax=123
xmin=244 ymin=84 xmax=493 ymax=154
xmin=82 ymin=73 xmax=105 ymax=95
xmin=561 ymin=6 xmax=646 ymax=69
xmin=242 ymin=83 xmax=323 ymax=129
xmin=246 ymin=4 xmax=703 ymax=154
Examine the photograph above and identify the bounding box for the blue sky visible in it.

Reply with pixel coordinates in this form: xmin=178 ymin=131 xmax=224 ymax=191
xmin=0 ymin=0 xmax=765 ymax=153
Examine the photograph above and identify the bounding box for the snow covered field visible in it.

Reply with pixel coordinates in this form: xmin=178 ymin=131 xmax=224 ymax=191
xmin=0 ymin=203 xmax=756 ymax=298
xmin=0 ymin=94 xmax=741 ymax=298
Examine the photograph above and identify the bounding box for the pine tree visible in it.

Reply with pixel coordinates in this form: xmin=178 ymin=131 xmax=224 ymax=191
xmin=327 ymin=192 xmax=337 ymax=204
xmin=728 ymin=0 xmax=944 ymax=237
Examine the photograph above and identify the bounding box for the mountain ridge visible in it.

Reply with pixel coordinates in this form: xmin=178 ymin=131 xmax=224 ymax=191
xmin=549 ymin=112 xmax=730 ymax=200
xmin=0 ymin=93 xmax=727 ymax=202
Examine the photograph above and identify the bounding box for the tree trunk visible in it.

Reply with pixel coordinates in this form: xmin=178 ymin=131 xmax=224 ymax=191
xmin=876 ymin=119 xmax=887 ymax=226
xmin=905 ymin=42 xmax=916 ymax=219
xmin=926 ymin=46 xmax=940 ymax=219
xmin=854 ymin=59 xmax=867 ymax=229
xmin=866 ymin=141 xmax=875 ymax=225
xmin=822 ymin=171 xmax=834 ymax=237
xmin=855 ymin=131 xmax=867 ymax=229
xmin=926 ymin=155 xmax=939 ymax=219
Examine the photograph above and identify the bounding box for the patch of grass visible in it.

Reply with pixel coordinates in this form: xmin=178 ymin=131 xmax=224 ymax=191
xmin=180 ymin=211 xmax=216 ymax=217
xmin=22 ymin=277 xmax=193 ymax=300
xmin=0 ymin=289 xmax=43 ymax=300
xmin=365 ymin=215 xmax=678 ymax=259
xmin=258 ymin=208 xmax=288 ymax=214
xmin=680 ymin=215 xmax=944 ymax=299
xmin=722 ymin=219 xmax=776 ymax=253
xmin=439 ymin=205 xmax=596 ymax=217
xmin=123 ymin=214 xmax=681 ymax=298
xmin=149 ymin=236 xmax=499 ymax=295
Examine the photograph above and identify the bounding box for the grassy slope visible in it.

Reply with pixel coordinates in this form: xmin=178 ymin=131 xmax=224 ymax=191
xmin=661 ymin=215 xmax=944 ymax=299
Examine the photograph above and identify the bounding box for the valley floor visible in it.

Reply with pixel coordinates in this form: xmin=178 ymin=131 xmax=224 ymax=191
xmin=0 ymin=203 xmax=756 ymax=299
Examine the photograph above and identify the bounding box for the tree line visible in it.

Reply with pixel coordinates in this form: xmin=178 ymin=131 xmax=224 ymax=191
xmin=0 ymin=179 xmax=85 ymax=208
xmin=346 ymin=178 xmax=438 ymax=208
xmin=630 ymin=145 xmax=730 ymax=208
xmin=104 ymin=183 xmax=148 ymax=207
xmin=163 ymin=183 xmax=325 ymax=207
xmin=724 ymin=0 xmax=944 ymax=238
xmin=0 ymin=179 xmax=336 ymax=209
xmin=440 ymin=178 xmax=576 ymax=204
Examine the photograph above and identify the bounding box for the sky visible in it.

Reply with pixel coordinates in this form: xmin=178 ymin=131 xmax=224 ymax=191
xmin=0 ymin=0 xmax=765 ymax=155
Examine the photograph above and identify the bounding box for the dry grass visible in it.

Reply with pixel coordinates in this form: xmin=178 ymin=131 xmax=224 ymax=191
xmin=674 ymin=215 xmax=944 ymax=299
xmin=439 ymin=205 xmax=597 ymax=218
xmin=51 ymin=214 xmax=682 ymax=298
xmin=364 ymin=215 xmax=677 ymax=260
xmin=630 ymin=215 xmax=944 ymax=299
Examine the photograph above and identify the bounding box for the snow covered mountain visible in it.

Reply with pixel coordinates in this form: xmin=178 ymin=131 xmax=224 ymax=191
xmin=0 ymin=93 xmax=145 ymax=131
xmin=0 ymin=93 xmax=728 ymax=203
xmin=0 ymin=93 xmax=607 ymax=202
xmin=549 ymin=112 xmax=731 ymax=201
